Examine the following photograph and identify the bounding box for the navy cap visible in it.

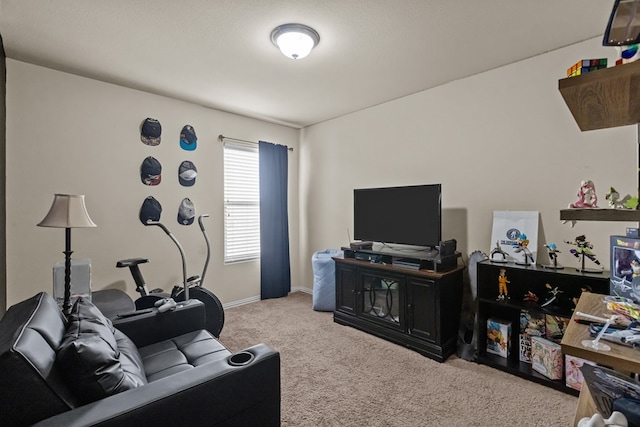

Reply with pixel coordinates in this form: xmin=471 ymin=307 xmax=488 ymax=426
xmin=141 ymin=118 xmax=161 ymax=146
xmin=140 ymin=156 xmax=162 ymax=186
xmin=180 ymin=125 xmax=197 ymax=151
xmin=177 ymin=198 xmax=195 ymax=225
xmin=178 ymin=160 xmax=197 ymax=187
xmin=140 ymin=196 xmax=162 ymax=225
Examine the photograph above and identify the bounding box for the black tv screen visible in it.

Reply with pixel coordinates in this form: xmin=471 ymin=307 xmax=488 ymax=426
xmin=353 ymin=184 xmax=442 ymax=247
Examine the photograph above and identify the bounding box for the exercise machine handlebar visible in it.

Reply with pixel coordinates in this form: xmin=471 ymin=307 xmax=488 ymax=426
xmin=145 ymin=220 xmax=189 ymax=302
xmin=197 ymin=214 xmax=211 ymax=287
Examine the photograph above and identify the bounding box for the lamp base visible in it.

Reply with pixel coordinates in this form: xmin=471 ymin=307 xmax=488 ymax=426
xmin=53 ymin=258 xmax=92 ymax=312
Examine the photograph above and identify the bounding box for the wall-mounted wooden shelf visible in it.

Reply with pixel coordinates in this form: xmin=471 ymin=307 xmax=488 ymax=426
xmin=560 ymin=208 xmax=640 ymax=222
xmin=558 ymin=60 xmax=640 ymax=131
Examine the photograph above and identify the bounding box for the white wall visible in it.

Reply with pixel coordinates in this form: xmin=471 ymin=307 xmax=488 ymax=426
xmin=299 ymin=37 xmax=638 ymax=286
xmin=6 ymin=37 xmax=638 ymax=305
xmin=5 ymin=60 xmax=300 ymax=307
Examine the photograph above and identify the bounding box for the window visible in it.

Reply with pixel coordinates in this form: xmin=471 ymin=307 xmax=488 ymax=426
xmin=223 ymin=140 xmax=260 ymax=263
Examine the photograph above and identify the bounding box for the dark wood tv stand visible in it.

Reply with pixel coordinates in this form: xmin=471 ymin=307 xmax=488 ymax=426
xmin=333 ymin=255 xmax=464 ymax=362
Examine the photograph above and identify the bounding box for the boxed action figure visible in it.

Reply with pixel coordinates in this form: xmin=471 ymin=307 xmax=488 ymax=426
xmin=519 ymin=334 xmax=532 ymax=363
xmin=545 ymin=314 xmax=570 ymax=343
xmin=610 ymin=235 xmax=640 ymax=303
xmin=519 ymin=309 xmax=545 ymax=363
xmin=531 ymin=336 xmax=563 ymax=380
xmin=565 ymin=354 xmax=596 ymax=391
xmin=487 ymin=318 xmax=511 ymax=358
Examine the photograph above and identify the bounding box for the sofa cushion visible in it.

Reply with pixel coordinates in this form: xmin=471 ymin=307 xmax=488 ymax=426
xmin=139 ymin=329 xmax=230 ymax=382
xmin=56 ymin=297 xmax=146 ymax=404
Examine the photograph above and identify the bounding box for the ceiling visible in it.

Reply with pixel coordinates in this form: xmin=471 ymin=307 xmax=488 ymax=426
xmin=0 ymin=1 xmax=615 ymax=129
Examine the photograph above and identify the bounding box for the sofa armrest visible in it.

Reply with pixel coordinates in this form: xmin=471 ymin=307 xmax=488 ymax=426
xmin=33 ymin=343 xmax=281 ymax=427
xmin=112 ymin=299 xmax=206 ymax=347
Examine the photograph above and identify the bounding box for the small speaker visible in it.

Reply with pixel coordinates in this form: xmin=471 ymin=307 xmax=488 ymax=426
xmin=439 ymin=239 xmax=457 ymax=257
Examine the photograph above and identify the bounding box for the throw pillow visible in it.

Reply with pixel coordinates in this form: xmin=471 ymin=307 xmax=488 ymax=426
xmin=56 ymin=297 xmax=146 ymax=404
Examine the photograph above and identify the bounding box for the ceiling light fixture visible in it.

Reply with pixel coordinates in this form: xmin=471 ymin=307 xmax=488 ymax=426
xmin=270 ymin=23 xmax=320 ymax=60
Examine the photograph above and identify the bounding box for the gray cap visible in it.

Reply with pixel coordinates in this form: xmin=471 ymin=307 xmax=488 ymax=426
xmin=177 ymin=198 xmax=195 ymax=225
xmin=178 ymin=160 xmax=197 ymax=187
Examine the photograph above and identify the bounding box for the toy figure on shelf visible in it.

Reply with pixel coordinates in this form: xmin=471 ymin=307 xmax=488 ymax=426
xmin=512 ymin=233 xmax=534 ymax=266
xmin=497 ymin=268 xmax=510 ymax=301
xmin=523 ymin=291 xmax=539 ymax=304
xmin=605 ymin=186 xmax=639 ymax=210
xmin=565 ymin=235 xmax=603 ymax=273
xmin=489 ymin=240 xmax=508 ymax=263
xmin=541 ymin=283 xmax=574 ymax=310
xmin=542 ymin=243 xmax=563 ymax=270
xmin=569 ymin=180 xmax=598 ymax=209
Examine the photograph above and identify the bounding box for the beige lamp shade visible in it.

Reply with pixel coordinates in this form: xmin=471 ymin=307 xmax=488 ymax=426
xmin=37 ymin=194 xmax=97 ymax=228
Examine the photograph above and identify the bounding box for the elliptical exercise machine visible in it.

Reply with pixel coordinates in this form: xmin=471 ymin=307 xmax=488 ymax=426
xmin=116 ymin=214 xmax=224 ymax=337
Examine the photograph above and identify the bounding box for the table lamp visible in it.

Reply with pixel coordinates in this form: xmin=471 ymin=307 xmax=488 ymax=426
xmin=38 ymin=194 xmax=96 ymax=315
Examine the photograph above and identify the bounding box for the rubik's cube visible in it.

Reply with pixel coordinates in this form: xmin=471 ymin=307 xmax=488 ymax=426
xmin=566 ymin=58 xmax=608 ymax=77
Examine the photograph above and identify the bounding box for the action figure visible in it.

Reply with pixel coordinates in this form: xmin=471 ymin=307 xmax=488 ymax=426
xmin=605 ymin=186 xmax=638 ymax=209
xmin=489 ymin=240 xmax=508 ymax=263
xmin=540 ymin=283 xmax=574 ymax=310
xmin=542 ymin=243 xmax=563 ymax=270
xmin=565 ymin=235 xmax=603 ymax=273
xmin=512 ymin=233 xmax=534 ymax=266
xmin=523 ymin=290 xmax=539 ymax=303
xmin=569 ymin=180 xmax=598 ymax=208
xmin=497 ymin=268 xmax=510 ymax=301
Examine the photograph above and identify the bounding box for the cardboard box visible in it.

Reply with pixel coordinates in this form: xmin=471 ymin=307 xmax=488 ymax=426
xmin=518 ymin=309 xmax=545 ymax=363
xmin=520 ymin=309 xmax=545 ymax=337
xmin=545 ymin=315 xmax=570 ymax=343
xmin=487 ymin=318 xmax=511 ymax=358
xmin=565 ymin=355 xmax=596 ymax=391
xmin=531 ymin=336 xmax=563 ymax=380
xmin=519 ymin=333 xmax=532 ymax=363
xmin=610 ymin=235 xmax=640 ymax=303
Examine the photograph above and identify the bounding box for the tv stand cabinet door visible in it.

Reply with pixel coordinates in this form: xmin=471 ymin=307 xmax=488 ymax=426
xmin=336 ymin=263 xmax=357 ymax=315
xmin=406 ymin=277 xmax=436 ymax=342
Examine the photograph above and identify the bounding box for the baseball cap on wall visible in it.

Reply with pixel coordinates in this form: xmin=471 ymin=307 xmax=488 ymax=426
xmin=178 ymin=160 xmax=197 ymax=187
xmin=140 ymin=196 xmax=162 ymax=225
xmin=180 ymin=125 xmax=197 ymax=151
xmin=140 ymin=156 xmax=162 ymax=185
xmin=141 ymin=118 xmax=162 ymax=146
xmin=177 ymin=198 xmax=195 ymax=225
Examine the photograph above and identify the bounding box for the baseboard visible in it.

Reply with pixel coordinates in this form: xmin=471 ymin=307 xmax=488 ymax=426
xmin=222 ymin=286 xmax=312 ymax=309
xmin=222 ymin=295 xmax=261 ymax=309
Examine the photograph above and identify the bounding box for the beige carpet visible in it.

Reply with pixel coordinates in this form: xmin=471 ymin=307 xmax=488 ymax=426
xmin=218 ymin=292 xmax=577 ymax=426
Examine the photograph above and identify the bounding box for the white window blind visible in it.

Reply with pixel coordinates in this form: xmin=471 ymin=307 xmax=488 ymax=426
xmin=223 ymin=140 xmax=260 ymax=263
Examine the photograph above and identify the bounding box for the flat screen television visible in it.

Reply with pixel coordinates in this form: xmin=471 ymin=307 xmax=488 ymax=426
xmin=353 ymin=184 xmax=441 ymax=248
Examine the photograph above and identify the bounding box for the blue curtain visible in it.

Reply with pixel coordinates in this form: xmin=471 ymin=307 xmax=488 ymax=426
xmin=259 ymin=141 xmax=291 ymax=299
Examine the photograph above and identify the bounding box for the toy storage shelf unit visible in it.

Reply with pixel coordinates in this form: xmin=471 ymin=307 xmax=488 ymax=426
xmin=333 ymin=255 xmax=464 ymax=362
xmin=476 ymin=260 xmax=609 ymax=396
xmin=557 ymin=58 xmax=640 ymax=419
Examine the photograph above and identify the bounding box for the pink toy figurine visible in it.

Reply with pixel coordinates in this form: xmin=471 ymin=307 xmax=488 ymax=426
xmin=569 ymin=180 xmax=598 ymax=208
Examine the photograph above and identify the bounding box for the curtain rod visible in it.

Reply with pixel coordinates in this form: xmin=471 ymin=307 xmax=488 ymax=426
xmin=218 ymin=134 xmax=293 ymax=151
